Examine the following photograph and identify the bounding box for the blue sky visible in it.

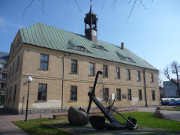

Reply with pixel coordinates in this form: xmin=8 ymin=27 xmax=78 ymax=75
xmin=0 ymin=0 xmax=180 ymax=81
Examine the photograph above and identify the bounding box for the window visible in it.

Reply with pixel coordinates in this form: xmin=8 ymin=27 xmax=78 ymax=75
xmin=103 ymin=65 xmax=108 ymax=77
xmin=77 ymin=46 xmax=85 ymax=52
xmin=70 ymin=86 xmax=77 ymax=101
xmin=71 ymin=59 xmax=77 ymax=74
xmin=92 ymin=44 xmax=107 ymax=51
xmin=152 ymin=90 xmax=155 ymax=100
xmin=14 ymin=85 xmax=17 ymax=101
xmin=125 ymin=57 xmax=133 ymax=62
xmin=150 ymin=73 xmax=154 ymax=82
xmin=103 ymin=88 xmax=109 ymax=101
xmin=8 ymin=66 xmax=11 ymax=78
xmin=128 ymin=89 xmax=132 ymax=100
xmin=97 ymin=46 xmax=104 ymax=50
xmin=12 ymin=62 xmax=15 ymax=76
xmin=116 ymin=67 xmax=120 ymax=79
xmin=116 ymin=88 xmax=121 ymax=100
xmin=40 ymin=54 xmax=49 ymax=70
xmin=137 ymin=71 xmax=141 ymax=81
xmin=89 ymin=87 xmax=93 ymax=93
xmin=126 ymin=69 xmax=131 ymax=80
xmin=89 ymin=63 xmax=95 ymax=76
xmin=38 ymin=84 xmax=47 ymax=101
xmin=16 ymin=56 xmax=20 ymax=72
xmin=138 ymin=89 xmax=142 ymax=100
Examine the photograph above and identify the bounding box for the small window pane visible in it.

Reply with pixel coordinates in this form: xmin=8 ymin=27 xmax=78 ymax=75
xmin=71 ymin=86 xmax=77 ymax=101
xmin=89 ymin=87 xmax=93 ymax=93
xmin=116 ymin=89 xmax=121 ymax=100
xmin=126 ymin=69 xmax=131 ymax=80
xmin=103 ymin=88 xmax=109 ymax=101
xmin=38 ymin=84 xmax=47 ymax=101
xmin=44 ymin=55 xmax=49 ymax=61
xmin=138 ymin=90 xmax=142 ymax=100
xmin=89 ymin=63 xmax=94 ymax=76
xmin=128 ymin=89 xmax=132 ymax=100
xmin=137 ymin=71 xmax=141 ymax=81
xmin=150 ymin=73 xmax=154 ymax=83
xmin=103 ymin=65 xmax=108 ymax=77
xmin=71 ymin=60 xmax=77 ymax=74
xmin=152 ymin=90 xmax=155 ymax=100
xmin=38 ymin=92 xmax=42 ymax=100
xmin=40 ymin=54 xmax=49 ymax=70
xmin=116 ymin=67 xmax=120 ymax=79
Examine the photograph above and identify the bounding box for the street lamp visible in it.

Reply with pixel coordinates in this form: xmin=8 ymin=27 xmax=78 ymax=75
xmin=25 ymin=76 xmax=33 ymax=121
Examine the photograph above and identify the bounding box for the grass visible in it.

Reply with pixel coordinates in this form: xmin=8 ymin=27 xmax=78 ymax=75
xmin=13 ymin=112 xmax=180 ymax=135
xmin=114 ymin=112 xmax=180 ymax=131
xmin=13 ymin=118 xmax=69 ymax=135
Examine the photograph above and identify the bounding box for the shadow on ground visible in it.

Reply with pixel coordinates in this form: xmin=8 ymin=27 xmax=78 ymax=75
xmin=43 ymin=119 xmax=180 ymax=135
xmin=0 ymin=107 xmax=17 ymax=115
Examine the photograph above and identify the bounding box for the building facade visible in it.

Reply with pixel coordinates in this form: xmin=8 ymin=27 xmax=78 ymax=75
xmin=5 ymin=7 xmax=160 ymax=114
xmin=0 ymin=51 xmax=8 ymax=106
xmin=163 ymin=81 xmax=180 ymax=98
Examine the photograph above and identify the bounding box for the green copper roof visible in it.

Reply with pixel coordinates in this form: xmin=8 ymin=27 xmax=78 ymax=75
xmin=20 ymin=23 xmax=157 ymax=70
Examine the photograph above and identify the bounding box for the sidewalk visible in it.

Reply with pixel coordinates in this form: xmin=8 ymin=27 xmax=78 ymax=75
xmin=0 ymin=108 xmax=53 ymax=135
xmin=0 ymin=107 xmax=180 ymax=135
xmin=138 ymin=106 xmax=180 ymax=122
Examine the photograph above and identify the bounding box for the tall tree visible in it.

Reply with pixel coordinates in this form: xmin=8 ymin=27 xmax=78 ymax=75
xmin=164 ymin=61 xmax=180 ymax=96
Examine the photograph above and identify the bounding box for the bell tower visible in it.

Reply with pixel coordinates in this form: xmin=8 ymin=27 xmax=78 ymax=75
xmin=84 ymin=0 xmax=98 ymax=42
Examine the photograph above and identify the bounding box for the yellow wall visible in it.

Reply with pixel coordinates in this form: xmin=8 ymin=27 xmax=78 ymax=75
xmin=5 ymin=43 xmax=160 ymax=113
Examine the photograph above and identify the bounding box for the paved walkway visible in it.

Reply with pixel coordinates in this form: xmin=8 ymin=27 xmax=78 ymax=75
xmin=138 ymin=106 xmax=180 ymax=121
xmin=0 ymin=107 xmax=53 ymax=135
xmin=160 ymin=110 xmax=180 ymax=121
xmin=0 ymin=106 xmax=180 ymax=135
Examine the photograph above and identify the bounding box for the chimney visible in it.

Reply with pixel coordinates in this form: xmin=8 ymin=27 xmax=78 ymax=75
xmin=121 ymin=42 xmax=124 ymax=49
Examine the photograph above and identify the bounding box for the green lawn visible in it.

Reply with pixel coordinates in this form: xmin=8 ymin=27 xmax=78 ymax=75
xmin=13 ymin=112 xmax=180 ymax=135
xmin=13 ymin=118 xmax=69 ymax=135
xmin=114 ymin=112 xmax=180 ymax=131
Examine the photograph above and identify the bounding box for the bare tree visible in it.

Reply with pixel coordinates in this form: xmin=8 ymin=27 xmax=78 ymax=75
xmin=23 ymin=0 xmax=151 ymax=23
xmin=164 ymin=61 xmax=180 ymax=96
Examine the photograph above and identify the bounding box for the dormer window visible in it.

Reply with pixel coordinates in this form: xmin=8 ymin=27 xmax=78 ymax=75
xmin=116 ymin=52 xmax=126 ymax=59
xmin=67 ymin=39 xmax=90 ymax=53
xmin=97 ymin=45 xmax=104 ymax=50
xmin=76 ymin=46 xmax=85 ymax=52
xmin=116 ymin=52 xmax=135 ymax=63
xmin=92 ymin=44 xmax=107 ymax=51
xmin=125 ymin=57 xmax=133 ymax=62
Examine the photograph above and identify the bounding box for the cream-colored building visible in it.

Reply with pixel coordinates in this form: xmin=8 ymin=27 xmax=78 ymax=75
xmin=5 ymin=8 xmax=159 ymax=114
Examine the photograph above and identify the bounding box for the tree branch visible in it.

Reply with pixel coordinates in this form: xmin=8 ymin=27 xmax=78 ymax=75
xmin=126 ymin=0 xmax=138 ymax=24
xmin=164 ymin=61 xmax=180 ymax=96
xmin=23 ymin=0 xmax=36 ymax=18
xmin=140 ymin=0 xmax=148 ymax=10
xmin=74 ymin=0 xmax=82 ymax=12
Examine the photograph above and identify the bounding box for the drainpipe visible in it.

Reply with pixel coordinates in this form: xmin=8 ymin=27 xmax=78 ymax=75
xmin=61 ymin=55 xmax=65 ymax=109
xmin=143 ymin=68 xmax=148 ymax=107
